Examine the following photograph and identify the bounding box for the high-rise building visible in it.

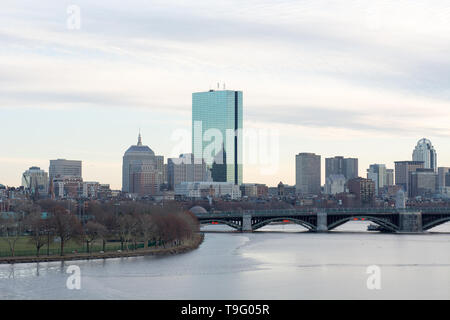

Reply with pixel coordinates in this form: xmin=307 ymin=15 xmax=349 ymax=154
xmin=211 ymin=146 xmax=227 ymax=182
xmin=167 ymin=153 xmax=211 ymax=190
xmin=192 ymin=89 xmax=243 ymax=185
xmin=295 ymin=153 xmax=321 ymax=195
xmin=155 ymin=155 xmax=165 ymax=182
xmin=386 ymin=169 xmax=394 ymax=186
xmin=409 ymin=168 xmax=437 ymax=198
xmin=438 ymin=167 xmax=450 ymax=188
xmin=366 ymin=164 xmax=389 ymax=196
xmin=129 ymin=162 xmax=163 ymax=196
xmin=122 ymin=133 xmax=164 ymax=195
xmin=49 ymin=159 xmax=82 ymax=180
xmin=395 ymin=161 xmax=424 ymax=193
xmin=412 ymin=138 xmax=437 ymax=172
xmin=325 ymin=156 xmax=358 ymax=181
xmin=22 ymin=167 xmax=49 ymax=196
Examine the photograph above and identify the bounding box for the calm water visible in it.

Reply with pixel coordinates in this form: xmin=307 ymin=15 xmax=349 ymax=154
xmin=1 ymin=222 xmax=450 ymax=299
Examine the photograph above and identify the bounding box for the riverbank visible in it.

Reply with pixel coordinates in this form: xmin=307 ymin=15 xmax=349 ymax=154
xmin=0 ymin=233 xmax=204 ymax=264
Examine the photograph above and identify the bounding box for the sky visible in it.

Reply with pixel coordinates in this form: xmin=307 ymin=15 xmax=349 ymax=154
xmin=1 ymin=0 xmax=450 ymax=189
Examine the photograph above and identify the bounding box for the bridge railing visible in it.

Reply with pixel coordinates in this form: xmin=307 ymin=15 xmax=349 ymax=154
xmin=194 ymin=207 xmax=450 ymax=219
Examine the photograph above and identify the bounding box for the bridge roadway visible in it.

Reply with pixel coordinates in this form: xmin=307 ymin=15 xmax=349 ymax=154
xmin=194 ymin=207 xmax=450 ymax=233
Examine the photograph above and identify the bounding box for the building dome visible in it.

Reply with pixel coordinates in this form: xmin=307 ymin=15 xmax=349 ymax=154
xmin=412 ymin=137 xmax=437 ymax=171
xmin=189 ymin=206 xmax=208 ymax=214
xmin=0 ymin=184 xmax=5 ymax=190
xmin=124 ymin=133 xmax=155 ymax=157
xmin=124 ymin=145 xmax=155 ymax=156
xmin=416 ymin=138 xmax=433 ymax=148
xmin=122 ymin=133 xmax=158 ymax=193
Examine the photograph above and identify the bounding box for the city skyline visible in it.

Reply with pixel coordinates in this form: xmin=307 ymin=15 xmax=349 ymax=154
xmin=2 ymin=1 xmax=450 ymax=189
xmin=1 ymin=130 xmax=448 ymax=190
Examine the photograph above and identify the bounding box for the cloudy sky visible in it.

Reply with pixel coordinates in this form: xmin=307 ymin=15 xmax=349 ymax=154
xmin=1 ymin=0 xmax=450 ymax=189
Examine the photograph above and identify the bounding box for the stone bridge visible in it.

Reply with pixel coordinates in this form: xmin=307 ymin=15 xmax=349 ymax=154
xmin=194 ymin=207 xmax=450 ymax=233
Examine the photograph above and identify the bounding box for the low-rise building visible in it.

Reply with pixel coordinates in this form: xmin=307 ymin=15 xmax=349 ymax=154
xmin=346 ymin=177 xmax=375 ymax=206
xmin=240 ymin=183 xmax=268 ymax=198
xmin=175 ymin=182 xmax=241 ymax=200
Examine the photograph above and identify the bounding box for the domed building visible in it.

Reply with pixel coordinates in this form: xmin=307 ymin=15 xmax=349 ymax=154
xmin=189 ymin=205 xmax=208 ymax=215
xmin=122 ymin=133 xmax=164 ymax=195
xmin=412 ymin=138 xmax=437 ymax=172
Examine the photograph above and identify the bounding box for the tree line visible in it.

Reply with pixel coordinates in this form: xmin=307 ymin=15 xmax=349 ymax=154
xmin=0 ymin=200 xmax=200 ymax=257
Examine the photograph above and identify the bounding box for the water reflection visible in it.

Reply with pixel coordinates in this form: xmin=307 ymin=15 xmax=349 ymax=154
xmin=0 ymin=222 xmax=450 ymax=299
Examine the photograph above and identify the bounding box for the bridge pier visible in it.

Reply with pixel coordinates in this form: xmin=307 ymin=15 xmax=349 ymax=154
xmin=398 ymin=211 xmax=422 ymax=233
xmin=316 ymin=211 xmax=328 ymax=233
xmin=242 ymin=213 xmax=253 ymax=232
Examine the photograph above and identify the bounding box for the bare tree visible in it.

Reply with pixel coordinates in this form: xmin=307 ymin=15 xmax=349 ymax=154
xmin=83 ymin=221 xmax=108 ymax=254
xmin=137 ymin=213 xmax=157 ymax=249
xmin=89 ymin=202 xmax=115 ymax=251
xmin=25 ymin=211 xmax=48 ymax=257
xmin=49 ymin=206 xmax=82 ymax=256
xmin=0 ymin=213 xmax=24 ymax=257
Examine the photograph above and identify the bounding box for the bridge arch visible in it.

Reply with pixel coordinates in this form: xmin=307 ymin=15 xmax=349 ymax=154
xmin=199 ymin=219 xmax=242 ymax=230
xmin=327 ymin=216 xmax=398 ymax=232
xmin=252 ymin=217 xmax=316 ymax=231
xmin=423 ymin=217 xmax=450 ymax=231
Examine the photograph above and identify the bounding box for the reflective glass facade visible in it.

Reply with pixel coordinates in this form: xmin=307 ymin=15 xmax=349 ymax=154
xmin=192 ymin=90 xmax=243 ymax=185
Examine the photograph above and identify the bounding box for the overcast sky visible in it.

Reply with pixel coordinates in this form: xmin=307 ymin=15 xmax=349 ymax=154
xmin=1 ymin=0 xmax=450 ymax=189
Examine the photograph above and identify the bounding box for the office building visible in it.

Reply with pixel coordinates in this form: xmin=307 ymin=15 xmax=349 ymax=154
xmin=155 ymin=156 xmax=165 ymax=183
xmin=346 ymin=177 xmax=375 ymax=206
xmin=49 ymin=159 xmax=82 ymax=180
xmin=409 ymin=168 xmax=438 ymax=198
xmin=366 ymin=164 xmax=393 ymax=196
xmin=122 ymin=133 xmax=164 ymax=195
xmin=295 ymin=153 xmax=321 ymax=195
xmin=325 ymin=156 xmax=358 ymax=181
xmin=175 ymin=182 xmax=241 ymax=200
xmin=395 ymin=161 xmax=424 ymax=192
xmin=167 ymin=153 xmax=211 ymax=190
xmin=192 ymin=89 xmax=243 ymax=185
xmin=129 ymin=162 xmax=163 ymax=196
xmin=53 ymin=176 xmax=83 ymax=199
xmin=22 ymin=167 xmax=49 ymax=196
xmin=386 ymin=169 xmax=394 ymax=186
xmin=438 ymin=167 xmax=450 ymax=188
xmin=240 ymin=183 xmax=268 ymax=198
xmin=412 ymin=138 xmax=437 ymax=172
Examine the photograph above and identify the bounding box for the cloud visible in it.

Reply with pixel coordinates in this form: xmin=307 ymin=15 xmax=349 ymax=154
xmin=2 ymin=0 xmax=450 ymax=187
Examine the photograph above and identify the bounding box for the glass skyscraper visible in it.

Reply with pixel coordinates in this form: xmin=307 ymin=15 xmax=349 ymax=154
xmin=412 ymin=138 xmax=437 ymax=172
xmin=192 ymin=89 xmax=243 ymax=185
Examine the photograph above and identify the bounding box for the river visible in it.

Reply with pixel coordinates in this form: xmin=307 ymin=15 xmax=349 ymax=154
xmin=1 ymin=222 xmax=450 ymax=299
